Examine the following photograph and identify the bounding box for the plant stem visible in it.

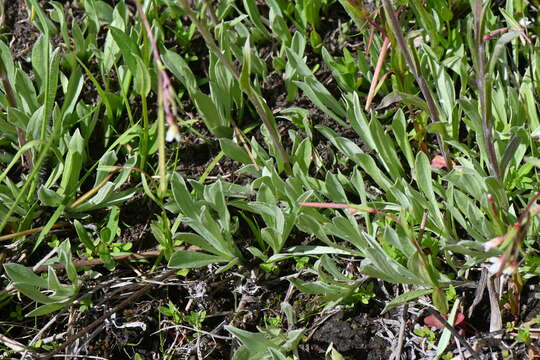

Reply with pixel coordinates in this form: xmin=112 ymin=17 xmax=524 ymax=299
xmin=157 ymin=94 xmax=167 ymax=195
xmin=141 ymin=94 xmax=149 ymax=171
xmin=134 ymin=0 xmax=181 ymax=195
xmin=472 ymin=0 xmax=501 ymax=181
xmin=365 ymin=36 xmax=390 ymax=110
xmin=381 ymin=0 xmax=452 ymax=170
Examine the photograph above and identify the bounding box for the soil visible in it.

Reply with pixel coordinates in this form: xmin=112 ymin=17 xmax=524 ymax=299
xmin=4 ymin=0 xmax=39 ymax=60
xmin=1 ymin=1 xmax=540 ymax=360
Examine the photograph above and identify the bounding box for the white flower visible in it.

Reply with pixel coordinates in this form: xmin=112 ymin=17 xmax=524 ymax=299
xmin=487 ymin=256 xmax=517 ymax=275
xmin=166 ymin=126 xmax=181 ymax=142
xmin=487 ymin=256 xmax=503 ymax=274
xmin=503 ymin=262 xmax=518 ymax=275
xmin=519 ymin=17 xmax=532 ymax=27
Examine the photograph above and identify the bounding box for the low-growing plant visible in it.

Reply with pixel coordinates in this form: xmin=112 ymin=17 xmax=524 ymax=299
xmin=225 ymin=323 xmax=305 ymax=360
xmin=290 ymin=255 xmax=375 ymax=309
xmin=168 ymin=173 xmax=245 ymax=271
xmin=3 ymin=240 xmax=80 ymax=317
xmin=2 ymin=0 xmax=540 ymax=358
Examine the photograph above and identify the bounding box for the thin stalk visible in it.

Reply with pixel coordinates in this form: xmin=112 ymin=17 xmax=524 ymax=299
xmin=134 ymin=0 xmax=181 ymax=195
xmin=157 ymin=95 xmax=167 ymax=195
xmin=177 ymin=0 xmax=291 ymax=173
xmin=381 ymin=0 xmax=452 ymax=170
xmin=365 ymin=36 xmax=390 ymax=110
xmin=69 ymin=174 xmax=113 ymax=209
xmin=140 ymin=94 xmax=149 ymax=172
xmin=472 ymin=0 xmax=500 ymax=180
xmin=0 ymin=222 xmax=70 ymax=242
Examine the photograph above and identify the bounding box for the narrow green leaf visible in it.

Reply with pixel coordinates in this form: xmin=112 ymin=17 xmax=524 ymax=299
xmin=162 ymin=49 xmax=198 ymax=95
xmin=415 ymin=152 xmax=445 ymax=233
xmin=219 ymin=138 xmax=251 ymax=164
xmin=436 ymin=300 xmax=460 ymax=357
xmin=392 ymin=109 xmax=415 ymax=169
xmin=133 ymin=55 xmax=151 ymax=97
xmin=3 ymin=263 xmax=48 ymax=288
xmin=168 ymin=251 xmax=229 ymax=268
xmin=377 ymin=91 xmax=429 ymax=112
xmin=109 ymin=26 xmax=139 ymax=74
xmin=59 ymin=129 xmax=85 ymax=196
xmin=382 ymin=289 xmax=432 ymax=314
xmin=74 ymin=220 xmax=95 ymax=253
xmin=27 ymin=302 xmax=68 ymax=317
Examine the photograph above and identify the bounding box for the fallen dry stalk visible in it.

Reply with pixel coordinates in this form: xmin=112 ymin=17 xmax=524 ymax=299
xmin=365 ymin=36 xmax=390 ymax=110
xmin=33 ymin=246 xmax=186 ymax=273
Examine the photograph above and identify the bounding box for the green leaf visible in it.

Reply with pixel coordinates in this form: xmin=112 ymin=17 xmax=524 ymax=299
xmin=14 ymin=283 xmax=62 ymax=304
xmin=382 ymin=289 xmax=432 ymax=314
xmin=436 ymin=300 xmax=460 ymax=357
xmin=162 ymin=49 xmax=198 ymax=95
xmin=32 ymin=34 xmax=48 ymax=87
xmin=109 ymin=26 xmax=139 ymax=74
xmin=74 ymin=220 xmax=95 ymax=253
xmin=27 ymin=302 xmax=68 ymax=317
xmin=415 ymin=152 xmax=445 ymax=235
xmin=239 ymin=36 xmax=252 ymax=93
xmin=267 ymin=245 xmax=355 ymax=263
xmin=45 ymin=48 xmax=61 ymax=135
xmin=269 ymin=348 xmax=287 ymax=360
xmin=168 ymin=251 xmax=229 ymax=268
xmin=3 ymin=264 xmax=48 ymax=288
xmin=266 ymin=0 xmax=291 ymax=44
xmin=60 ymin=66 xmax=84 ymax=118
xmin=225 ymin=325 xmax=279 ymax=356
xmin=37 ymin=187 xmax=64 ymax=207
xmin=392 ymin=109 xmax=415 ymax=170
xmin=133 ymin=55 xmax=151 ymax=97
xmin=193 ymin=92 xmax=230 ymax=137
xmin=219 ymin=138 xmax=251 ymax=164
xmin=377 ymin=91 xmax=429 ymax=112
xmin=25 ymin=0 xmax=57 ymax=35
xmin=294 ymin=79 xmax=346 ymax=125
xmin=326 ymin=344 xmax=346 ymax=360
xmin=488 ymin=30 xmax=522 ymax=75
xmin=289 ymin=278 xmax=337 ymax=295
xmin=57 ymin=240 xmax=78 ymax=286
xmin=58 ymin=129 xmax=85 ymax=196
xmin=369 ymin=115 xmax=403 ymax=180
xmin=171 ymin=173 xmax=198 ymax=218
xmin=347 ymin=92 xmax=376 ymax=150
xmin=242 ymin=0 xmax=271 ymax=39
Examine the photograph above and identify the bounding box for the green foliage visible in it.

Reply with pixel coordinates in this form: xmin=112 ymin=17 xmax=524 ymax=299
xmin=168 ymin=173 xmax=244 ymax=270
xmin=2 ymin=0 xmax=540 ymax=357
xmin=3 ymin=240 xmax=79 ymax=316
xmin=289 ymin=255 xmax=375 ymax=309
xmin=226 ymin=324 xmax=305 ymax=360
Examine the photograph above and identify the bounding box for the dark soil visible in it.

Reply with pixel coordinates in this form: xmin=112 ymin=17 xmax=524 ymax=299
xmin=4 ymin=0 xmax=40 ymax=60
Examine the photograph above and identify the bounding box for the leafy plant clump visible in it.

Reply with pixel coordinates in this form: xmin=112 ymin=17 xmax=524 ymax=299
xmin=1 ymin=0 xmax=540 ymax=359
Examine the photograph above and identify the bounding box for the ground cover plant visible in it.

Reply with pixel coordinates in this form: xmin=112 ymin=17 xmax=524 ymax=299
xmin=1 ymin=0 xmax=540 ymax=358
